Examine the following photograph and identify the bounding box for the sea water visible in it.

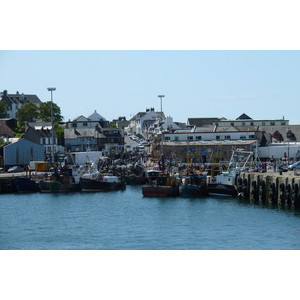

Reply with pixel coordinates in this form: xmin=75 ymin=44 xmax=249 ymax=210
xmin=1 ymin=185 xmax=299 ymax=250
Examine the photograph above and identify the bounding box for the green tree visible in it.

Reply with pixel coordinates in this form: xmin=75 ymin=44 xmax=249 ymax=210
xmin=39 ymin=101 xmax=63 ymax=123
xmin=55 ymin=125 xmax=65 ymax=146
xmin=16 ymin=102 xmax=39 ymax=125
xmin=0 ymin=101 xmax=7 ymax=118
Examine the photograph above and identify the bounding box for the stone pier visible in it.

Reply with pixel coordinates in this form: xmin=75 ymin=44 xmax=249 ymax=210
xmin=237 ymin=170 xmax=300 ymax=208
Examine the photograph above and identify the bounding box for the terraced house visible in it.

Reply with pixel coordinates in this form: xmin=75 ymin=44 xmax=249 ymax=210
xmin=64 ymin=111 xmax=124 ymax=152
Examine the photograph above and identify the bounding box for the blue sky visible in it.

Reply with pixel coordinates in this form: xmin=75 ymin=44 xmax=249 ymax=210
xmin=2 ymin=1 xmax=300 ymax=126
xmin=1 ymin=50 xmax=300 ymax=124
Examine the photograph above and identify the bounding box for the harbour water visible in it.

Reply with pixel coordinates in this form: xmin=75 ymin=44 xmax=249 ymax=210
xmin=1 ymin=185 xmax=300 ymax=250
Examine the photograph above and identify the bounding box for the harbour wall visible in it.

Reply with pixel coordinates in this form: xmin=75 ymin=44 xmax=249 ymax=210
xmin=237 ymin=171 xmax=300 ymax=208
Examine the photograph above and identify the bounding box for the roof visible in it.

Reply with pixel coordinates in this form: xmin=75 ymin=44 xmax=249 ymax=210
xmin=87 ymin=110 xmax=106 ymax=121
xmin=236 ymin=113 xmax=252 ymax=120
xmin=131 ymin=111 xmax=164 ymax=121
xmin=0 ymin=91 xmax=42 ymax=107
xmin=187 ymin=118 xmax=220 ymax=127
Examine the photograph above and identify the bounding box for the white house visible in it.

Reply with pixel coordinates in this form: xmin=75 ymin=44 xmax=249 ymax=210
xmin=128 ymin=108 xmax=164 ymax=134
xmin=0 ymin=90 xmax=42 ymax=119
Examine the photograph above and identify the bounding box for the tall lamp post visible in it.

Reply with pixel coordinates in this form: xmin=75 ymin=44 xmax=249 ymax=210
xmin=158 ymin=95 xmax=165 ymax=157
xmin=47 ymin=87 xmax=56 ymax=162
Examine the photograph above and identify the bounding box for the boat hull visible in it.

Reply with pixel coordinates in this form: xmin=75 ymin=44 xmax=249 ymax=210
xmin=14 ymin=177 xmax=40 ymax=193
xmin=80 ymin=177 xmax=126 ymax=192
xmin=39 ymin=179 xmax=80 ymax=193
xmin=207 ymin=183 xmax=237 ymax=196
xmin=142 ymin=185 xmax=179 ymax=197
xmin=125 ymin=175 xmax=148 ymax=185
xmin=179 ymin=183 xmax=208 ymax=197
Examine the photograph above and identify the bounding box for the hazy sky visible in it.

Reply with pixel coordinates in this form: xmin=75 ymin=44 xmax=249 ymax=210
xmin=1 ymin=50 xmax=300 ymax=124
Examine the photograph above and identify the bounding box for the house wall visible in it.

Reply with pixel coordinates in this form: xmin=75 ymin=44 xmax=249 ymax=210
xmin=65 ymin=137 xmax=99 ymax=152
xmin=163 ymin=131 xmax=257 ymax=142
xmin=214 ymin=120 xmax=289 ymax=127
xmin=258 ymin=144 xmax=300 ymax=160
xmin=136 ymin=111 xmax=161 ymax=134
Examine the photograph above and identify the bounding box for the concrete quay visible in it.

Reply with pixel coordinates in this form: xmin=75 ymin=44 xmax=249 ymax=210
xmin=237 ymin=169 xmax=300 ymax=208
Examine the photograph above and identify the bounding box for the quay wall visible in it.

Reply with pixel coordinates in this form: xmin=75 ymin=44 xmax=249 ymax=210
xmin=237 ymin=171 xmax=300 ymax=208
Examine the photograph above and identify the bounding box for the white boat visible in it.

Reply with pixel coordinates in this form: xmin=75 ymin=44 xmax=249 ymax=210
xmin=207 ymin=149 xmax=255 ymax=196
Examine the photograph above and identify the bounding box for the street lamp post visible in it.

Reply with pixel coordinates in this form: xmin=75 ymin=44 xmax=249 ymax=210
xmin=158 ymin=95 xmax=165 ymax=157
xmin=158 ymin=95 xmax=165 ymax=124
xmin=47 ymin=87 xmax=56 ymax=162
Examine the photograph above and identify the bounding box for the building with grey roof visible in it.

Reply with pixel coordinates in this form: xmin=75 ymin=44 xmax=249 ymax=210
xmin=0 ymin=90 xmax=42 ymax=119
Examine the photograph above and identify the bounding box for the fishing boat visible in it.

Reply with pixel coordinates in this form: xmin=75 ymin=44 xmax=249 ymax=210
xmin=207 ymin=170 xmax=239 ymax=196
xmin=207 ymin=148 xmax=254 ymax=197
xmin=39 ymin=165 xmax=81 ymax=193
xmin=124 ymin=158 xmax=148 ymax=185
xmin=142 ymin=172 xmax=180 ymax=197
xmin=80 ymin=173 xmax=126 ymax=192
xmin=142 ymin=154 xmax=180 ymax=196
xmin=179 ymin=172 xmax=208 ymax=197
xmin=14 ymin=176 xmax=40 ymax=193
xmin=79 ymin=157 xmax=126 ymax=192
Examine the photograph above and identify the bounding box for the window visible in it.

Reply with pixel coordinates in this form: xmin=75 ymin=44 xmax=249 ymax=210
xmin=240 ymin=135 xmax=246 ymax=139
xmin=242 ymin=122 xmax=245 ymax=126
xmin=165 ymin=136 xmax=170 ymax=141
xmin=271 ymin=122 xmax=275 ymax=126
xmin=175 ymin=136 xmax=179 ymax=141
xmin=83 ymin=123 xmax=88 ymax=127
xmin=225 ymin=135 xmax=231 ymax=140
xmin=72 ymin=123 xmax=77 ymax=127
xmin=262 ymin=122 xmax=266 ymax=126
xmin=216 ymin=136 xmax=220 ymax=140
xmin=250 ymin=122 xmax=254 ymax=126
xmin=196 ymin=136 xmax=202 ymax=140
xmin=249 ymin=135 xmax=255 ymax=138
xmin=187 ymin=136 xmax=193 ymax=141
xmin=231 ymin=122 xmax=234 ymax=126
xmin=281 ymin=121 xmax=286 ymax=125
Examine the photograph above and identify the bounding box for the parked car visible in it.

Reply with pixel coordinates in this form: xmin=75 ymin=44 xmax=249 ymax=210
xmin=288 ymin=161 xmax=300 ymax=170
xmin=8 ymin=166 xmax=25 ymax=173
xmin=278 ymin=165 xmax=289 ymax=172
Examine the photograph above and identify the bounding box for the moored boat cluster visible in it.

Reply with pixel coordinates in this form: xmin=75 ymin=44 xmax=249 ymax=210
xmin=0 ymin=149 xmax=246 ymax=198
xmin=1 ymin=149 xmax=300 ymax=209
